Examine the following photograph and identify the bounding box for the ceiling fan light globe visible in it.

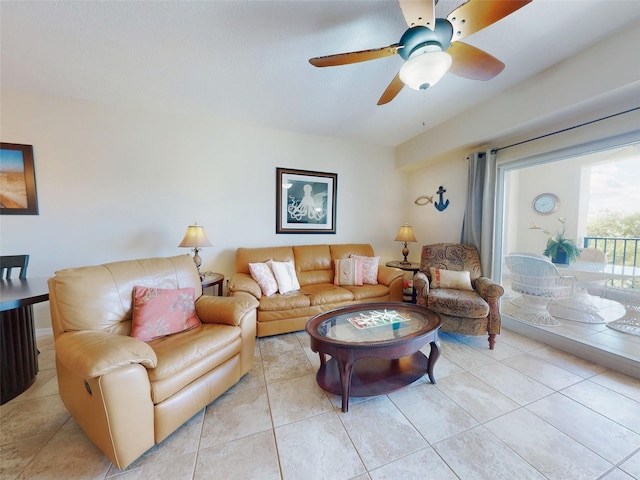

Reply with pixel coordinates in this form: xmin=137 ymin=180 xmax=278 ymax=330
xmin=399 ymin=50 xmax=452 ymax=91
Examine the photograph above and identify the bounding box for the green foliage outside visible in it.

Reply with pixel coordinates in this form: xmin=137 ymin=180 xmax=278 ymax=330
xmin=587 ymin=211 xmax=640 ymax=238
xmin=586 ymin=211 xmax=640 ymax=289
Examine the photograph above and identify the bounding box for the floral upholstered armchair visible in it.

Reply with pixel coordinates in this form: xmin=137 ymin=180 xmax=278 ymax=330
xmin=414 ymin=243 xmax=504 ymax=349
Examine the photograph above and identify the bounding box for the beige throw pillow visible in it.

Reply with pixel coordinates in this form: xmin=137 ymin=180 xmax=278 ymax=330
xmin=429 ymin=267 xmax=474 ymax=291
xmin=268 ymin=260 xmax=301 ymax=294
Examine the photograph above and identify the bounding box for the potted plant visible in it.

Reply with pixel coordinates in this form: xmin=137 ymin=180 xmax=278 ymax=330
xmin=530 ymin=217 xmax=581 ymax=264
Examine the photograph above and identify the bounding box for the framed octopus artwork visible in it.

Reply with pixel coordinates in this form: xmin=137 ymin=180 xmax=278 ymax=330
xmin=276 ymin=167 xmax=337 ymax=234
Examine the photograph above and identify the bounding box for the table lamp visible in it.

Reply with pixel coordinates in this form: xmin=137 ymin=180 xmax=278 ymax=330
xmin=394 ymin=224 xmax=417 ymax=265
xmin=178 ymin=223 xmax=212 ymax=275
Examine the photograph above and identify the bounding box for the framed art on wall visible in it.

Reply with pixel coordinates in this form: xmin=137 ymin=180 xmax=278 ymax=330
xmin=0 ymin=143 xmax=39 ymax=215
xmin=276 ymin=167 xmax=337 ymax=234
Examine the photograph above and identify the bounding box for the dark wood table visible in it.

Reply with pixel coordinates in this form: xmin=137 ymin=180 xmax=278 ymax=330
xmin=306 ymin=303 xmax=441 ymax=412
xmin=386 ymin=261 xmax=421 ymax=303
xmin=201 ymin=273 xmax=224 ymax=296
xmin=1 ymin=277 xmax=50 ymax=404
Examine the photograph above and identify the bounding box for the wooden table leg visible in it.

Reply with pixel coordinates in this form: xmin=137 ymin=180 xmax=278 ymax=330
xmin=427 ymin=339 xmax=440 ymax=384
xmin=337 ymin=360 xmax=355 ymax=413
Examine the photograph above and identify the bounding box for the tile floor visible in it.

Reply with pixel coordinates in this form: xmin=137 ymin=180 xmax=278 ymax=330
xmin=1 ymin=327 xmax=640 ymax=480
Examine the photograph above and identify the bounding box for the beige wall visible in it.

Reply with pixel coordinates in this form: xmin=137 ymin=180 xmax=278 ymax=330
xmin=403 ymin=153 xmax=469 ymax=263
xmin=0 ymin=89 xmax=408 ymax=329
xmin=395 ymin=20 xmax=640 ymax=172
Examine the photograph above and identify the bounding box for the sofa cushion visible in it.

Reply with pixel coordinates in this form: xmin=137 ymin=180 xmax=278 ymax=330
xmin=341 ymin=284 xmax=389 ymax=301
xmin=334 ymin=257 xmax=363 ymax=286
xmin=258 ymin=291 xmax=311 ymax=311
xmin=248 ymin=262 xmax=278 ymax=296
xmin=131 ymin=286 xmax=201 ymax=342
xmin=235 ymin=246 xmax=294 ymax=275
xmin=147 ymin=323 xmax=241 ymax=403
xmin=429 ymin=268 xmax=474 ymax=291
xmin=352 ymin=255 xmax=380 ymax=285
xmin=301 ymin=283 xmax=354 ymax=305
xmin=330 ymin=243 xmax=375 ymax=260
xmin=428 ymin=288 xmax=489 ymax=319
xmin=293 ymin=245 xmax=333 ymax=286
xmin=268 ymin=260 xmax=301 ymax=294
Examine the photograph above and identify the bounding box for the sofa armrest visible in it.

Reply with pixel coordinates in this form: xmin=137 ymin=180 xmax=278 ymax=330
xmin=195 ymin=293 xmax=259 ymax=326
xmin=413 ymin=272 xmax=430 ymax=307
xmin=377 ymin=265 xmax=405 ymax=286
xmin=229 ymin=272 xmax=262 ymax=299
xmin=474 ymin=277 xmax=505 ymax=300
xmin=56 ymin=330 xmax=157 ymax=379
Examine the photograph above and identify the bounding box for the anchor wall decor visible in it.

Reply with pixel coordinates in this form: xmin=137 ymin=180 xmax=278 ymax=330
xmin=434 ymin=185 xmax=449 ymax=212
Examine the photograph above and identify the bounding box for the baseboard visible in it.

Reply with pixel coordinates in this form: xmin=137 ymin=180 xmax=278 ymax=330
xmin=36 ymin=327 xmax=53 ymax=338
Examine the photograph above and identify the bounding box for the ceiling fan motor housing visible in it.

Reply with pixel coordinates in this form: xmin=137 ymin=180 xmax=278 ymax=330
xmin=398 ymin=18 xmax=453 ymax=59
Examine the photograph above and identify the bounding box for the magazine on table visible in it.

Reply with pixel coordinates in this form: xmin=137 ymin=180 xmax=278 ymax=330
xmin=347 ymin=309 xmax=411 ymax=329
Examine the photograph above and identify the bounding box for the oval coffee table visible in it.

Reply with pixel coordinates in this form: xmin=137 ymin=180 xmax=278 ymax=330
xmin=306 ymin=302 xmax=441 ymax=412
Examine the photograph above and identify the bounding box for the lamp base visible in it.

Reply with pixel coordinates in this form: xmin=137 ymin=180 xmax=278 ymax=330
xmin=192 ymin=248 xmax=202 ymax=272
xmin=400 ymin=243 xmax=410 ymax=265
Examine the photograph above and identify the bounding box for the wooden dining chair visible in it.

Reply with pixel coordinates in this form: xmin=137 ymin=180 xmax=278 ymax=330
xmin=0 ymin=254 xmax=29 ymax=279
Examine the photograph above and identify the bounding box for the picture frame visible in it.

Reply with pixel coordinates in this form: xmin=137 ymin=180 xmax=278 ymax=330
xmin=0 ymin=143 xmax=39 ymax=215
xmin=276 ymin=167 xmax=337 ymax=234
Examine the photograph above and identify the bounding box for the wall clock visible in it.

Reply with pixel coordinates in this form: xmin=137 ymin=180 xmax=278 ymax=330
xmin=532 ymin=193 xmax=559 ymax=215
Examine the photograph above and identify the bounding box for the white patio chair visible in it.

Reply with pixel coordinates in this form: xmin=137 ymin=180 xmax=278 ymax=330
xmin=603 ymin=283 xmax=640 ymax=336
xmin=577 ymin=247 xmax=608 ymax=295
xmin=504 ymin=253 xmax=576 ymax=326
xmin=548 ymin=247 xmax=608 ymax=323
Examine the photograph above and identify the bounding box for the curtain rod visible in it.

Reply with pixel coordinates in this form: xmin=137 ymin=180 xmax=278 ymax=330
xmin=491 ymin=106 xmax=640 ymax=154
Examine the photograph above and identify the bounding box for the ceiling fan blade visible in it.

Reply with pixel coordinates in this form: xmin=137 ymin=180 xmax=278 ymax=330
xmin=399 ymin=0 xmax=435 ymax=30
xmin=448 ymin=42 xmax=505 ymax=81
xmin=309 ymin=44 xmax=400 ymax=67
xmin=377 ymin=73 xmax=404 ymax=105
xmin=447 ymin=0 xmax=532 ymax=42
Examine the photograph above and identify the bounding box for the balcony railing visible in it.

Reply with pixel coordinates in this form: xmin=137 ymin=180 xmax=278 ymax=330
xmin=583 ymin=236 xmax=639 ymax=289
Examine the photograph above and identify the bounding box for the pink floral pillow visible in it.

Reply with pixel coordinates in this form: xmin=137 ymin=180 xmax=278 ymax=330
xmin=131 ymin=286 xmax=201 ymax=342
xmin=352 ymin=255 xmax=379 ymax=284
xmin=334 ymin=257 xmax=363 ymax=286
xmin=249 ymin=262 xmax=278 ymax=296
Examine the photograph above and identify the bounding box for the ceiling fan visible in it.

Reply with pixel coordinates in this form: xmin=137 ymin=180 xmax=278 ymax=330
xmin=309 ymin=0 xmax=532 ymax=105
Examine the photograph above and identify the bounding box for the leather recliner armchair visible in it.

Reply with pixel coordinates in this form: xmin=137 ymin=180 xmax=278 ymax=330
xmin=48 ymin=255 xmax=258 ymax=469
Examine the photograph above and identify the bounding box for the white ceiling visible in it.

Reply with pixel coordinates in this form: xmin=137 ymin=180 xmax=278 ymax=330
xmin=2 ymin=0 xmax=640 ymax=147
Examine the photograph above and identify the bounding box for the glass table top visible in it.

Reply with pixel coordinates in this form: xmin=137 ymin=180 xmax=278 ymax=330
xmin=315 ymin=306 xmax=434 ymax=344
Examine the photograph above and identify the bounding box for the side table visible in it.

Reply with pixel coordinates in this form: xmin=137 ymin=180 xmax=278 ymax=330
xmin=386 ymin=261 xmax=421 ymax=303
xmin=201 ymin=273 xmax=224 ymax=296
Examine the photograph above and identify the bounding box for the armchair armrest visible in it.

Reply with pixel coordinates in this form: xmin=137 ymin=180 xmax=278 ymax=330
xmin=377 ymin=265 xmax=405 ymax=286
xmin=195 ymin=294 xmax=259 ymax=326
xmin=474 ymin=277 xmax=505 ymax=300
xmin=56 ymin=330 xmax=157 ymax=379
xmin=413 ymin=272 xmax=430 ymax=307
xmin=229 ymin=272 xmax=262 ymax=299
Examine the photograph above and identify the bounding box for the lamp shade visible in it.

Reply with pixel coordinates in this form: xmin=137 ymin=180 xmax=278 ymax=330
xmin=399 ymin=47 xmax=452 ymax=91
xmin=395 ymin=224 xmax=417 ymax=243
xmin=179 ymin=224 xmax=213 ymax=248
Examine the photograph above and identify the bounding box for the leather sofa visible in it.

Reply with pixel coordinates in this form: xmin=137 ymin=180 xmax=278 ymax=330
xmin=229 ymin=243 xmax=405 ymax=337
xmin=48 ymin=255 xmax=259 ymax=469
